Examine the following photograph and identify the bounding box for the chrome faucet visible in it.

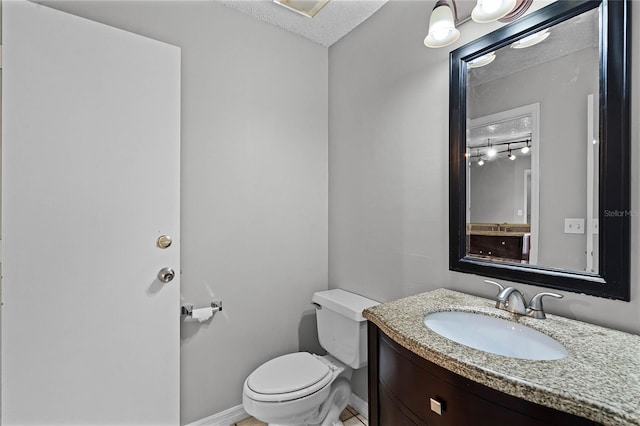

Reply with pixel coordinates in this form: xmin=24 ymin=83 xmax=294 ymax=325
xmin=484 ymin=280 xmax=563 ymax=319
xmin=496 ymin=286 xmax=528 ymax=315
xmin=527 ymin=292 xmax=564 ymax=319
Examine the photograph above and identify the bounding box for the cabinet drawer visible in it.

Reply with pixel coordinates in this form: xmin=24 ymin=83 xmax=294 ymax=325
xmin=469 ymin=234 xmax=523 ymax=260
xmin=379 ymin=334 xmax=549 ymax=426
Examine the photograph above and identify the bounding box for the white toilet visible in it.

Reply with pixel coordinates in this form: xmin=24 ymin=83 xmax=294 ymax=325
xmin=242 ymin=289 xmax=379 ymax=426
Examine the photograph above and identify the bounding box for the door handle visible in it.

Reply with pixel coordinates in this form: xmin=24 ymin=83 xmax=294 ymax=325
xmin=157 ymin=267 xmax=175 ymax=283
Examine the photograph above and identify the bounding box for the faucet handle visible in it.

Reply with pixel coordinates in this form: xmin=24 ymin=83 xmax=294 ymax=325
xmin=484 ymin=279 xmax=504 ymax=294
xmin=528 ymin=292 xmax=563 ymax=319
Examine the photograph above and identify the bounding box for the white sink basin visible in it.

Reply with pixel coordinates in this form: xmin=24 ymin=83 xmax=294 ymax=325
xmin=423 ymin=311 xmax=567 ymax=360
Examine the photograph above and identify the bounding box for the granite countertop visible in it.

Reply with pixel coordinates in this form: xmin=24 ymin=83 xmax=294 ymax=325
xmin=363 ymin=288 xmax=640 ymax=426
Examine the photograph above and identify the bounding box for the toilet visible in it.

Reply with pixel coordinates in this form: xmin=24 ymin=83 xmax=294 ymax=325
xmin=242 ymin=289 xmax=379 ymax=426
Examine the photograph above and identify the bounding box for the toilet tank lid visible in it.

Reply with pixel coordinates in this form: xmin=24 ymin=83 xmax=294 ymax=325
xmin=312 ymin=289 xmax=379 ymax=322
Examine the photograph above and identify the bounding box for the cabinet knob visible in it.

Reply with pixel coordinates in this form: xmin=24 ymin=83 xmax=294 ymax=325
xmin=430 ymin=397 xmax=444 ymax=415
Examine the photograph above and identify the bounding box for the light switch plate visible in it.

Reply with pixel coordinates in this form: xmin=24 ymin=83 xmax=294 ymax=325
xmin=564 ymin=218 xmax=585 ymax=234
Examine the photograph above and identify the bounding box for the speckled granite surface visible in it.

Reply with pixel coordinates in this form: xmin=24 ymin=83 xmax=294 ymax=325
xmin=363 ymin=288 xmax=640 ymax=426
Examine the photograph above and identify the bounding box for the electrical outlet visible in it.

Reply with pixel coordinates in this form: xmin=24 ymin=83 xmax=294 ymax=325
xmin=564 ymin=218 xmax=585 ymax=234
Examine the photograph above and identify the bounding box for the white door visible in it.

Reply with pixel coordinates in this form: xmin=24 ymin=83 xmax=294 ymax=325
xmin=1 ymin=1 xmax=181 ymax=424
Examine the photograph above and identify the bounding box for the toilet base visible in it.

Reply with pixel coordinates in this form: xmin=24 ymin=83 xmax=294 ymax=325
xmin=317 ymin=377 xmax=350 ymax=426
xmin=246 ymin=377 xmax=351 ymax=426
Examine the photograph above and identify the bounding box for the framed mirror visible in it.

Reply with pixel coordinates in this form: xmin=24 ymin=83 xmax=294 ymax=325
xmin=449 ymin=0 xmax=630 ymax=300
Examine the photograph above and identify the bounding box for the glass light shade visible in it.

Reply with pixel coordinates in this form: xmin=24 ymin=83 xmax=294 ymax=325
xmin=472 ymin=0 xmax=517 ymax=23
xmin=467 ymin=51 xmax=496 ymax=68
xmin=511 ymin=29 xmax=551 ymax=49
xmin=424 ymin=3 xmax=460 ymax=48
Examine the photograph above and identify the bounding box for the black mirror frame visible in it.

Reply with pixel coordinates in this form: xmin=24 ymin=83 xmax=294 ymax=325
xmin=449 ymin=0 xmax=631 ymax=300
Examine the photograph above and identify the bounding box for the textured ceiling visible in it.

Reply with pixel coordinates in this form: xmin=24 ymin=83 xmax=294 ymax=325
xmin=218 ymin=0 xmax=389 ymax=47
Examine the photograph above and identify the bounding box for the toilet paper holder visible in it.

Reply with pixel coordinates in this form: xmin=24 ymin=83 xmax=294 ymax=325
xmin=181 ymin=300 xmax=223 ymax=317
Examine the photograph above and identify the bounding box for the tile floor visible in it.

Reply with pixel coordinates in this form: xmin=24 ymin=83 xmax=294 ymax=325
xmin=233 ymin=405 xmax=368 ymax=426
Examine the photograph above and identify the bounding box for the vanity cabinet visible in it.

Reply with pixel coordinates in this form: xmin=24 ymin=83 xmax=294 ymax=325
xmin=467 ymin=233 xmax=527 ymax=262
xmin=367 ymin=323 xmax=599 ymax=426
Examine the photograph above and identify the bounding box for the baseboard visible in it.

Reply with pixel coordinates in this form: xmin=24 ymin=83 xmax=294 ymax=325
xmin=186 ymin=393 xmax=368 ymax=426
xmin=184 ymin=404 xmax=247 ymax=426
xmin=349 ymin=393 xmax=369 ymax=420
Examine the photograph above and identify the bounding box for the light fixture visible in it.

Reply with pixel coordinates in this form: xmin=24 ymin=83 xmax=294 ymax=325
xmin=478 ymin=158 xmax=485 ymax=166
xmin=467 ymin=51 xmax=496 ymax=68
xmin=424 ymin=1 xmax=460 ymax=48
xmin=468 ymin=137 xmax=530 ymax=161
xmin=486 ymin=141 xmax=496 ymax=158
xmin=273 ymin=0 xmax=331 ymax=18
xmin=511 ymin=28 xmax=551 ymax=49
xmin=471 ymin=0 xmax=517 ymax=23
xmin=424 ymin=0 xmax=532 ymax=48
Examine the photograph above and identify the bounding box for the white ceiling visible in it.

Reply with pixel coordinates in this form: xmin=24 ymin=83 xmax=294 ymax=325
xmin=218 ymin=0 xmax=389 ymax=47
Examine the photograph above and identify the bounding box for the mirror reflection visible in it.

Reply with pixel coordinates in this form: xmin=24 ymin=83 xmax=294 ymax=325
xmin=465 ymin=6 xmax=600 ymax=274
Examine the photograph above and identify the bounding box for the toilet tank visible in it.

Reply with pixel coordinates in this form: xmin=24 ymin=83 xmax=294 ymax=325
xmin=312 ymin=289 xmax=379 ymax=369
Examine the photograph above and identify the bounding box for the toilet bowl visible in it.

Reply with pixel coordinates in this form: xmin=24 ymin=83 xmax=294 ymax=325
xmin=242 ymin=353 xmax=351 ymax=426
xmin=242 ymin=289 xmax=379 ymax=426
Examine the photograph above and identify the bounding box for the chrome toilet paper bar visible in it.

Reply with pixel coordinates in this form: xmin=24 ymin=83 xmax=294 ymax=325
xmin=181 ymin=300 xmax=222 ymax=317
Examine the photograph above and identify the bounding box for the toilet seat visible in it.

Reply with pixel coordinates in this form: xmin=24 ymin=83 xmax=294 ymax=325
xmin=245 ymin=352 xmax=333 ymax=402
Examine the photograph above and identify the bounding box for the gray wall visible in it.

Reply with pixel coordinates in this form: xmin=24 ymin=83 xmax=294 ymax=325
xmin=39 ymin=1 xmax=328 ymax=423
xmin=469 ymin=47 xmax=599 ymax=270
xmin=329 ymin=0 xmax=640 ymax=400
